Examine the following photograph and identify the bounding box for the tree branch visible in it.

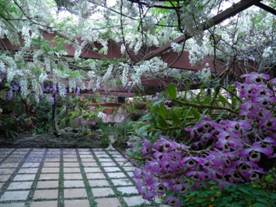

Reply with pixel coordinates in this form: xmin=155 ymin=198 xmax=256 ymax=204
xmin=173 ymin=99 xmax=238 ymax=115
xmin=140 ymin=0 xmax=262 ymax=61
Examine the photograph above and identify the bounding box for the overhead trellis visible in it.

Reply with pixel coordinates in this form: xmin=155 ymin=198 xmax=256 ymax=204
xmin=0 ymin=0 xmax=274 ymax=98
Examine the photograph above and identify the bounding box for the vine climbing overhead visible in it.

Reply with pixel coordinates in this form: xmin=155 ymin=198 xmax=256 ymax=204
xmin=0 ymin=0 xmax=275 ymax=99
xmin=0 ymin=1 xmax=275 ymax=206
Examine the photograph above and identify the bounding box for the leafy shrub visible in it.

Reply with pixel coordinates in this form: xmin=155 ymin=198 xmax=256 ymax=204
xmin=183 ymin=183 xmax=276 ymax=207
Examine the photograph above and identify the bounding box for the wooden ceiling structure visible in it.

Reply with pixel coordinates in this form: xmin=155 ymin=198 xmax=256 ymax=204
xmin=0 ymin=0 xmax=272 ymax=97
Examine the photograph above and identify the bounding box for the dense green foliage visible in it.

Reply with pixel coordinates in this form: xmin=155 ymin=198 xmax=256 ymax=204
xmin=183 ymin=168 xmax=276 ymax=207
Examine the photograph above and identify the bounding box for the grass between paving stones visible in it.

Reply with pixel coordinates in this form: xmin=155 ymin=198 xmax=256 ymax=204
xmin=0 ymin=149 xmax=33 ymax=204
xmin=104 ymin=149 xmax=160 ymax=207
xmin=90 ymin=149 xmax=129 ymax=207
xmin=0 ymin=148 xmax=158 ymax=207
xmin=0 ymin=149 xmax=17 ymax=165
xmin=0 ymin=133 xmax=108 ymax=148
xmin=25 ymin=149 xmax=48 ymax=207
xmin=76 ymin=149 xmax=97 ymax=207
xmin=58 ymin=148 xmax=64 ymax=207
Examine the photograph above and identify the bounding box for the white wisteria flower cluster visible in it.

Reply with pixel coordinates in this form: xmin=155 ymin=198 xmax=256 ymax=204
xmin=0 ymin=0 xmax=273 ymax=102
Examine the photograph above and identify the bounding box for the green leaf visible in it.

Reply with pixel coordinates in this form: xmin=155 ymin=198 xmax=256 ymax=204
xmin=264 ymin=175 xmax=274 ymax=183
xmin=166 ymin=83 xmax=177 ymax=100
xmin=254 ymin=203 xmax=268 ymax=207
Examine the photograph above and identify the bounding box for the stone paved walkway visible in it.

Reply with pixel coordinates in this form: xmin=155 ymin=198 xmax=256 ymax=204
xmin=0 ymin=148 xmax=161 ymax=207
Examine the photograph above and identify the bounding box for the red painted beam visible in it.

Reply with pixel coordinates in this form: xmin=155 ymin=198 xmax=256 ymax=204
xmin=0 ymin=31 xmax=257 ymax=80
xmin=0 ymin=32 xmax=213 ymax=71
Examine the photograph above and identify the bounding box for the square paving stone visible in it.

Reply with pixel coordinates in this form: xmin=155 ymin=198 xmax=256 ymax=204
xmin=98 ymin=158 xmax=113 ymax=162
xmin=127 ymin=171 xmax=134 ymax=177
xmin=100 ymin=162 xmax=116 ymax=167
xmin=63 ymin=148 xmax=76 ymax=151
xmin=93 ymin=149 xmax=106 ymax=152
xmin=5 ymin=159 xmax=20 ymax=163
xmin=0 ymin=203 xmax=25 ymax=207
xmin=36 ymin=180 xmax=59 ymax=188
xmin=63 ymin=152 xmax=77 ymax=158
xmin=33 ymin=189 xmax=58 ymax=199
xmin=111 ymin=178 xmax=132 ymax=186
xmin=117 ymin=186 xmax=138 ymax=195
xmin=31 ymin=201 xmax=58 ymax=207
xmin=14 ymin=174 xmax=36 ymax=181
xmin=0 ymin=163 xmax=19 ymax=168
xmin=79 ymin=154 xmax=92 ymax=158
xmin=25 ymin=159 xmax=42 ymax=163
xmin=44 ymin=158 xmax=60 ymax=162
xmin=41 ymin=168 xmax=60 ymax=173
xmin=91 ymin=151 xmax=102 ymax=154
xmin=45 ymin=157 xmax=60 ymax=161
xmin=80 ymin=155 xmax=92 ymax=158
xmin=63 ymin=158 xmax=78 ymax=162
xmin=92 ymin=187 xmax=114 ymax=197
xmin=84 ymin=167 xmax=102 ymax=173
xmin=22 ymin=163 xmax=40 ymax=168
xmin=63 ymin=154 xmax=77 ymax=157
xmin=0 ymin=168 xmax=15 ymax=174
xmin=123 ymin=162 xmax=133 ymax=167
xmin=79 ymin=151 xmax=91 ymax=153
xmin=64 ymin=180 xmax=84 ymax=188
xmin=0 ymin=190 xmax=29 ymax=201
xmin=81 ymin=158 xmax=95 ymax=162
xmin=8 ymin=181 xmax=33 ymax=190
xmin=32 ymin=151 xmax=45 ymax=155
xmin=107 ymin=172 xmax=126 ymax=179
xmin=123 ymin=196 xmax=149 ymax=206
xmin=94 ymin=154 xmax=108 ymax=158
xmin=64 ymin=163 xmax=79 ymax=167
xmin=95 ymin=197 xmax=121 ymax=207
xmin=43 ymin=162 xmax=60 ymax=167
xmin=123 ymin=166 xmax=135 ymax=171
xmin=79 ymin=151 xmax=91 ymax=154
xmin=82 ymin=162 xmax=98 ymax=167
xmin=46 ymin=153 xmax=60 ymax=159
xmin=63 ymin=153 xmax=76 ymax=156
xmin=48 ymin=149 xmax=60 ymax=152
xmin=88 ymin=179 xmax=109 ymax=187
xmin=64 ymin=168 xmax=81 ymax=173
xmin=64 ymin=188 xmax=87 ymax=198
xmin=86 ymin=173 xmax=106 ymax=179
xmin=109 ymin=151 xmax=120 ymax=154
xmin=18 ymin=168 xmax=38 ymax=174
xmin=103 ymin=167 xmax=120 ymax=172
xmin=63 ymin=152 xmax=76 ymax=155
xmin=47 ymin=153 xmax=62 ymax=158
xmin=111 ymin=155 xmax=124 ymax=158
xmin=64 ymin=173 xmax=82 ymax=180
xmin=115 ymin=158 xmax=127 ymax=162
xmin=39 ymin=173 xmax=59 ymax=180
xmin=64 ymin=199 xmax=90 ymax=207
xmin=46 ymin=153 xmax=60 ymax=157
xmin=0 ymin=174 xmax=10 ymax=182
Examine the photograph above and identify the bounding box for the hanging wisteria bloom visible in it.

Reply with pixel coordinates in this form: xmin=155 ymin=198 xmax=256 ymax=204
xmin=133 ymin=73 xmax=276 ymax=206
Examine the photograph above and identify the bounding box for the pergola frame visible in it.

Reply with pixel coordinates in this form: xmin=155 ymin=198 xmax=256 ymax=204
xmin=0 ymin=0 xmax=269 ymax=96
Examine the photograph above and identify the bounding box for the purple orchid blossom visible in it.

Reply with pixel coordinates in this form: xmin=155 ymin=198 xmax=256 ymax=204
xmin=133 ymin=73 xmax=276 ymax=206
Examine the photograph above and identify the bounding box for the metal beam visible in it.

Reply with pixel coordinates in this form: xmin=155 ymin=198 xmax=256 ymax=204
xmin=255 ymin=2 xmax=276 ymax=16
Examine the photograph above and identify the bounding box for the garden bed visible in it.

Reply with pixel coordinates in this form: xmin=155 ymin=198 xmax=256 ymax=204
xmin=0 ymin=133 xmax=108 ymax=148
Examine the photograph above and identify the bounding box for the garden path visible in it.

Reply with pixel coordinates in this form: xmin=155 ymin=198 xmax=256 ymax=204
xmin=0 ymin=148 xmax=163 ymax=207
